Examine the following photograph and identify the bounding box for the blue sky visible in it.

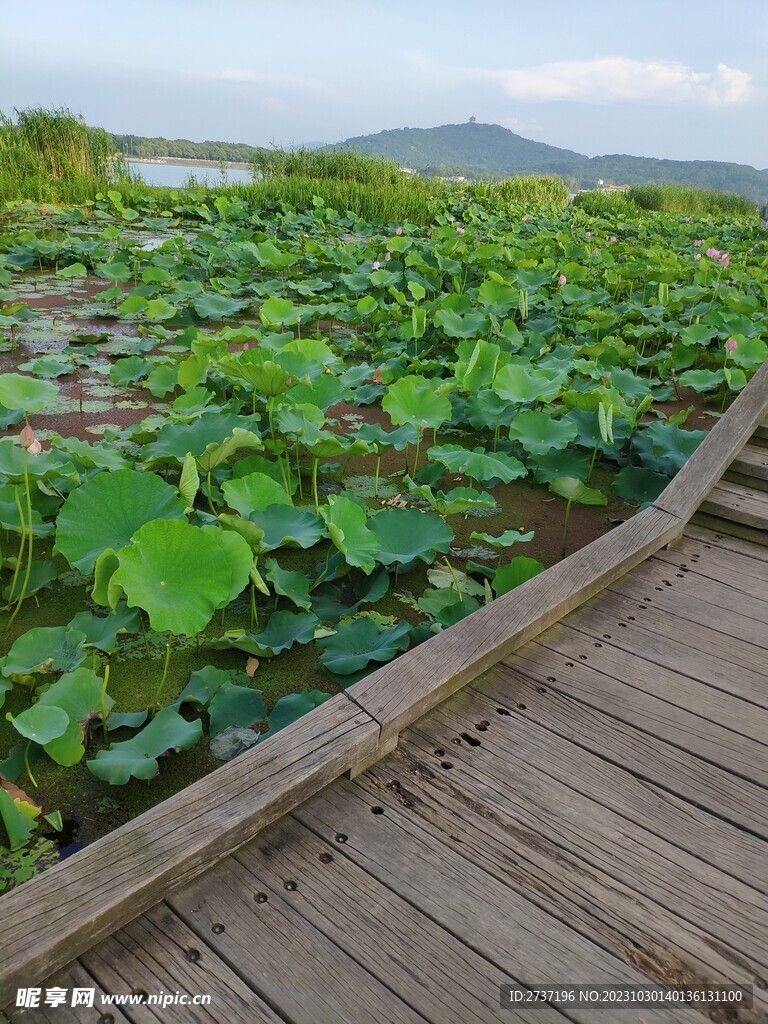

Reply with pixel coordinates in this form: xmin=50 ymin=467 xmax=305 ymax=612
xmin=2 ymin=0 xmax=766 ymax=167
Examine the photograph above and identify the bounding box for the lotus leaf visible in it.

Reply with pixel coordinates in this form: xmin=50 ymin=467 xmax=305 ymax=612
xmin=549 ymin=477 xmax=608 ymax=506
xmin=200 ymin=527 xmax=253 ymax=604
xmin=310 ymin=566 xmax=390 ymax=623
xmin=418 ymin=587 xmax=480 ymax=627
xmin=265 ymin=558 xmax=312 ymax=610
xmin=318 ymin=617 xmax=411 ymax=676
xmin=110 ymin=520 xmax=234 ymax=636
xmin=382 ymin=375 xmax=452 ymax=431
xmin=469 ymin=529 xmax=534 ymax=550
xmin=195 ymin=428 xmax=263 ymax=473
xmin=68 ymin=605 xmax=140 ymax=653
xmin=0 ymin=374 xmax=58 ymax=413
xmin=55 ymin=469 xmax=186 ymax=573
xmin=245 ymin=610 xmax=320 ymax=657
xmin=632 ymin=422 xmax=707 ymax=475
xmin=508 ymin=411 xmax=578 ymax=456
xmin=320 ymin=495 xmax=379 ymax=574
xmin=428 ymin=444 xmax=526 ymax=486
xmin=174 ymin=666 xmax=268 ymax=737
xmin=261 ymin=690 xmax=332 ymax=740
xmin=222 ymin=473 xmax=293 ymax=517
xmin=1 ymin=626 xmax=87 ymax=677
xmin=493 ymin=365 xmax=564 ymax=405
xmin=404 ymin=478 xmax=497 ymax=517
xmin=87 ymin=707 xmax=202 ymax=784
xmin=369 ymin=508 xmax=453 ymax=566
xmin=493 ymin=557 xmax=546 ymax=597
xmin=611 ymin=465 xmax=669 ymax=504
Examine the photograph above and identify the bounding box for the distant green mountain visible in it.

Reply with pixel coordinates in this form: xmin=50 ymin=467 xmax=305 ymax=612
xmin=329 ymin=122 xmax=768 ymax=203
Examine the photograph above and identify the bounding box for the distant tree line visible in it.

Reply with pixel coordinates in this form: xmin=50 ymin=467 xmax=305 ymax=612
xmin=111 ymin=134 xmax=269 ymax=163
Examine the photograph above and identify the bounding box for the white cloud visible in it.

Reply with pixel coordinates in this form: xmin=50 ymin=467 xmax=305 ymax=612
xmin=408 ymin=54 xmax=754 ymax=108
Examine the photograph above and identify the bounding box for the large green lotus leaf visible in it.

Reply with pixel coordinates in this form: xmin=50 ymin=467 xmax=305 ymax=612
xmin=508 ymin=411 xmax=578 ymax=456
xmin=434 ymin=308 xmax=489 ymax=339
xmin=195 ymin=428 xmax=263 ymax=473
xmin=247 ymin=610 xmax=320 ymax=657
xmin=304 ymin=432 xmax=369 ymax=459
xmin=54 ymin=437 xmax=130 ymax=473
xmin=355 ymin=422 xmax=419 ymax=452
xmin=318 ymin=617 xmax=411 ymax=676
xmin=493 ymin=365 xmax=564 ymax=404
xmin=286 ymin=375 xmax=345 ymax=411
xmin=111 ymin=520 xmax=232 ymax=636
xmin=611 ymin=465 xmax=669 ymax=504
xmin=404 ymin=478 xmax=497 ymax=517
xmin=68 ymin=604 xmax=140 ymax=653
xmin=729 ymin=336 xmax=768 ymax=370
xmin=2 ymin=559 xmax=57 ymax=602
xmin=87 ymin=707 xmax=202 ymax=784
xmin=193 ymin=292 xmax=250 ymax=321
xmin=259 ymin=296 xmax=297 ymax=327
xmin=142 ymin=412 xmax=254 ymax=466
xmin=35 ymin=668 xmax=114 ymax=766
xmin=200 ymin=526 xmax=253 ymax=605
xmin=370 ymin=508 xmax=453 ymax=566
xmin=428 ymin=444 xmax=526 ymax=486
xmin=0 ymin=439 xmax=77 ymax=485
xmin=492 ymin=556 xmax=546 ymax=597
xmin=275 ymin=403 xmax=326 ymax=440
xmin=320 ymin=495 xmax=379 ymax=575
xmin=382 ymin=375 xmax=452 ymax=431
xmin=1 ymin=626 xmax=87 ymax=677
xmin=56 ymin=469 xmax=186 ymax=574
xmin=426 ymin=566 xmax=486 ymax=598
xmin=91 ymin=548 xmax=120 ymax=607
xmin=549 ymin=477 xmax=608 ymax=506
xmin=222 ymin=473 xmax=292 ymax=517
xmin=7 ymin=704 xmax=68 ymax=746
xmin=530 ymin=448 xmax=592 ymax=485
xmin=264 ymin=558 xmax=312 ymax=610
xmin=310 ymin=566 xmax=390 ymax=624
xmin=632 ymin=422 xmax=707 ymax=475
xmin=453 ymin=339 xmax=501 ymax=392
xmin=0 ymin=374 xmax=58 ymax=413
xmin=469 ymin=529 xmax=535 ymax=550
xmin=418 ymin=587 xmax=480 ymax=628
xmin=677 ymin=369 xmax=726 ymax=394
xmin=276 ymin=338 xmax=343 ymax=379
xmin=218 ymin=354 xmax=292 ymax=396
xmin=261 ymin=690 xmax=332 ymax=740
xmin=0 ymin=787 xmax=38 ymax=851
xmin=174 ymin=666 xmax=267 ymax=737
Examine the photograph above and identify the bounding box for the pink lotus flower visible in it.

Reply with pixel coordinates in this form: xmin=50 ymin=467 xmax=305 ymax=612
xmin=456 ymin=226 xmax=465 ymax=234
xmin=372 ymin=260 xmax=381 ymax=270
xmin=385 ymin=252 xmax=391 ymax=261
xmin=720 ymin=253 xmax=730 ymax=268
xmin=19 ymin=424 xmax=35 ymax=449
xmin=726 ymin=338 xmax=738 ymax=352
xmin=28 ymin=438 xmax=42 ymax=456
xmin=705 ymin=247 xmax=721 ymax=259
xmin=395 ymin=226 xmax=403 ymax=236
xmin=558 ymin=274 xmax=567 ymax=285
xmin=609 ymin=235 xmax=617 ymax=243
xmin=693 ymin=239 xmax=702 ymax=247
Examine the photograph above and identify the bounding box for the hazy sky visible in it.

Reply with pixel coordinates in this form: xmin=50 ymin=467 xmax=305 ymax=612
xmin=3 ymin=0 xmax=767 ymax=167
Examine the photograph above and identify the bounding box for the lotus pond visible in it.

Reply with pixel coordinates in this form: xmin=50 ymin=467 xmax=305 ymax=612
xmin=0 ymin=187 xmax=765 ymax=889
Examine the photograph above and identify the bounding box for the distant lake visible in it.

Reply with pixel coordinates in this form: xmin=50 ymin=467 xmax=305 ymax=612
xmin=127 ymin=160 xmax=254 ymax=188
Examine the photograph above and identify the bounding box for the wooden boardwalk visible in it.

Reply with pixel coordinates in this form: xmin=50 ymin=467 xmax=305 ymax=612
xmin=2 ymin=380 xmax=768 ymax=1022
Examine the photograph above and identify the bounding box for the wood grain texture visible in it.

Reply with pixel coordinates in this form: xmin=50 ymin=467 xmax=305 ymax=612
xmin=295 ymin=781 xmax=705 ymax=1024
xmin=233 ymin=815 xmax=568 ymax=1024
xmin=506 ymin=642 xmax=768 ymax=788
xmin=653 ymin=355 xmax=768 ymax=520
xmin=3 ymin=962 xmax=130 ymax=1023
xmin=366 ymin=728 xmax=767 ymax=1020
xmin=700 ymin=481 xmax=768 ymax=529
xmin=80 ymin=903 xmax=283 ymax=1023
xmin=347 ymin=506 xmax=681 ymax=744
xmin=730 ymin=441 xmax=768 ymax=480
xmin=0 ymin=694 xmax=378 ymax=1010
xmin=469 ymin=668 xmax=768 ymax=838
xmin=652 ymin=534 xmax=768 ymax=583
xmin=402 ymin=702 xmax=768 ymax=973
xmin=168 ymin=854 xmax=427 ymax=1024
xmin=690 ymin=510 xmax=768 ymax=547
xmin=683 ymin=520 xmax=768 ymax=560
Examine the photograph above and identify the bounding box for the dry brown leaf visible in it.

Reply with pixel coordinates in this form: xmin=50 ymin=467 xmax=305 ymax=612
xmin=0 ymin=776 xmax=41 ymax=813
xmin=245 ymin=657 xmax=260 ymax=679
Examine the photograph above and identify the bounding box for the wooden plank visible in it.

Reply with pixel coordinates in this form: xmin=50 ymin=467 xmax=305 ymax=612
xmin=0 ymin=694 xmax=379 ymax=1009
xmin=293 ymin=783 xmax=702 ymax=1024
xmin=683 ymin=520 xmax=768 ymax=560
xmin=700 ymin=481 xmax=768 ymax=530
xmin=561 ymin=598 xmax=768 ymax=712
xmin=468 ymin=667 xmax=768 ymax=838
xmin=347 ymin=506 xmax=681 ymax=746
xmin=233 ymin=815 xmax=568 ymax=1024
xmin=690 ymin=510 xmax=768 ymax=547
xmin=653 ymin=355 xmax=768 ymax=520
xmin=732 ymin=442 xmax=768 ymax=480
xmin=634 ymin=552 xmax=768 ymax=613
xmin=652 ymin=533 xmax=768 ymax=583
xmin=608 ymin=572 xmax=768 ymax=656
xmin=168 ymin=855 xmax=428 ymax=1024
xmin=754 ymin=422 xmax=768 ymax=441
xmin=723 ymin=467 xmax=768 ymax=492
xmin=505 ymin=642 xmax=768 ymax=788
xmin=366 ymin=727 xmax=768 ymax=1012
xmin=403 ymin=700 xmax=768 ymax=969
xmin=80 ymin=902 xmax=282 ymax=1023
xmin=4 ymin=961 xmax=130 ymax=1023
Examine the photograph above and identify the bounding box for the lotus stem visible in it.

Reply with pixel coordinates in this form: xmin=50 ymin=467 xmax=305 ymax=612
xmin=206 ymin=469 xmax=217 ymax=516
xmin=413 ymin=431 xmax=422 ymax=476
xmin=138 ymin=609 xmax=151 ymax=659
xmin=250 ymin=582 xmax=259 ymax=629
xmin=152 ymin=632 xmax=173 ymax=711
xmin=312 ymin=456 xmax=320 ymax=512
xmin=7 ymin=450 xmax=35 ymax=630
xmin=587 ymin=443 xmax=599 ymax=483
xmin=24 ymin=740 xmax=37 ymax=789
xmin=100 ymin=664 xmax=110 ymax=745
xmin=444 ymin=557 xmax=464 ymax=604
xmin=295 ymin=442 xmax=304 ymax=499
xmin=374 ymin=453 xmax=381 ymax=498
xmin=561 ymin=499 xmax=573 ymax=560
xmin=5 ymin=485 xmax=26 ymax=617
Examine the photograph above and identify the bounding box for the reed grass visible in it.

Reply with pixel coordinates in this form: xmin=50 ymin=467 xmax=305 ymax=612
xmin=628 ymin=183 xmax=756 ymax=217
xmin=471 ymin=176 xmax=570 ymax=206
